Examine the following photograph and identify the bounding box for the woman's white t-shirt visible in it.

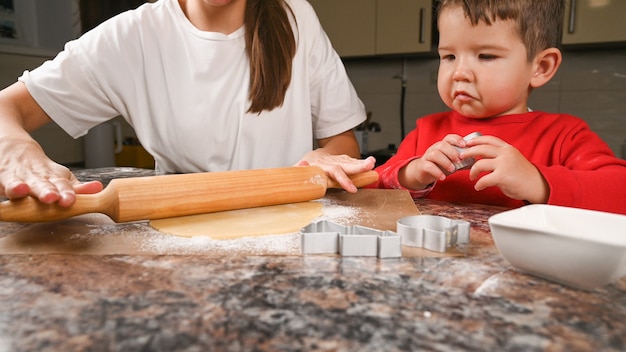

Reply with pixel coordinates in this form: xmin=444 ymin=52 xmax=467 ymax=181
xmin=19 ymin=0 xmax=365 ymax=173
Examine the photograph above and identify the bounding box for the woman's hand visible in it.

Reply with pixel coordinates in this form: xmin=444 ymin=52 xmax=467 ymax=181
xmin=0 ymin=137 xmax=103 ymax=207
xmin=296 ymin=151 xmax=376 ymax=193
xmin=296 ymin=129 xmax=375 ymax=193
xmin=0 ymin=82 xmax=103 ymax=207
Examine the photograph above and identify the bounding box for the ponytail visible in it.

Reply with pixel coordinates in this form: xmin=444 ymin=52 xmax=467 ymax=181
xmin=245 ymin=0 xmax=296 ymax=114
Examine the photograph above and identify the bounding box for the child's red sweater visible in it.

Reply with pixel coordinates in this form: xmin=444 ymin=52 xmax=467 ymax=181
xmin=372 ymin=110 xmax=626 ymax=215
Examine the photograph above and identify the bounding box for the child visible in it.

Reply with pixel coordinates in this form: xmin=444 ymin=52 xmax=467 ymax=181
xmin=372 ymin=0 xmax=626 ymax=215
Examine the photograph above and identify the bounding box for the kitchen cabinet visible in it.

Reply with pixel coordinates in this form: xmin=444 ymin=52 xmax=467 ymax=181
xmin=376 ymin=0 xmax=433 ymax=55
xmin=0 ymin=0 xmax=80 ymax=57
xmin=308 ymin=0 xmax=434 ymax=57
xmin=562 ymin=0 xmax=626 ymax=45
xmin=307 ymin=0 xmax=376 ymax=57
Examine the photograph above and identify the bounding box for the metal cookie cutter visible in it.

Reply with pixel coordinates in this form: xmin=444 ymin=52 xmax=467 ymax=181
xmin=301 ymin=220 xmax=401 ymax=258
xmin=397 ymin=215 xmax=470 ymax=252
xmin=453 ymin=131 xmax=482 ymax=171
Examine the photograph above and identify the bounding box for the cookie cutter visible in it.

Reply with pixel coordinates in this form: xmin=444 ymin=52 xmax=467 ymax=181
xmin=453 ymin=131 xmax=482 ymax=171
xmin=301 ymin=220 xmax=401 ymax=258
xmin=397 ymin=215 xmax=471 ymax=252
xmin=302 ymin=215 xmax=471 ymax=257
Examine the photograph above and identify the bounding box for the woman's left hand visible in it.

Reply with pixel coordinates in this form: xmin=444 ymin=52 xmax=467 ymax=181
xmin=295 ymin=150 xmax=376 ymax=193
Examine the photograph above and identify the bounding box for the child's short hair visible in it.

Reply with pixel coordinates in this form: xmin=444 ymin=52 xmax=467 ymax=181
xmin=436 ymin=0 xmax=565 ymax=60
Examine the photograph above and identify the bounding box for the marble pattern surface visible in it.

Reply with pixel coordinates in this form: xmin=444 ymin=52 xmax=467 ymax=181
xmin=0 ymin=168 xmax=624 ymax=351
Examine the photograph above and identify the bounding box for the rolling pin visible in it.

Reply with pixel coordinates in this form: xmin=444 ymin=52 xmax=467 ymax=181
xmin=0 ymin=166 xmax=378 ymax=223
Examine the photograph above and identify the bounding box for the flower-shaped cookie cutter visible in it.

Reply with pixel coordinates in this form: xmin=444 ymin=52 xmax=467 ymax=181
xmin=301 ymin=220 xmax=401 ymax=258
xmin=397 ymin=215 xmax=471 ymax=252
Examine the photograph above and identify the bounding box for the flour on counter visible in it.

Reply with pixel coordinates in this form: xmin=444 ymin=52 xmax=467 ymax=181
xmin=135 ymin=200 xmax=361 ymax=255
xmin=138 ymin=231 xmax=302 ymax=256
xmin=314 ymin=198 xmax=362 ymax=226
xmin=39 ymin=201 xmax=362 ymax=256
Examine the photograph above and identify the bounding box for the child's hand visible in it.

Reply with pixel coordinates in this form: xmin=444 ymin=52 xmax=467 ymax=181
xmin=399 ymin=134 xmax=467 ymax=190
xmin=462 ymin=135 xmax=549 ymax=204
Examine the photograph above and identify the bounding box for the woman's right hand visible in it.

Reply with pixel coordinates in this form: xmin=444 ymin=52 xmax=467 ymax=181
xmin=0 ymin=82 xmax=103 ymax=207
xmin=0 ymin=137 xmax=103 ymax=207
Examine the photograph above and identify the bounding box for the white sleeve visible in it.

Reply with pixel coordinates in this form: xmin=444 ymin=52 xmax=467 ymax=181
xmin=297 ymin=0 xmax=366 ymax=139
xmin=19 ymin=13 xmax=140 ymax=138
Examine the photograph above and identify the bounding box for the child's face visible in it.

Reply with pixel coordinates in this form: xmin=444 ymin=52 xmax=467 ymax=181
xmin=437 ymin=6 xmax=534 ymax=118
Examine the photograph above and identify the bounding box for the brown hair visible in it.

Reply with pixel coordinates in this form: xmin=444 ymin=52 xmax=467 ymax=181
xmin=245 ymin=0 xmax=297 ymax=114
xmin=436 ymin=0 xmax=564 ymax=60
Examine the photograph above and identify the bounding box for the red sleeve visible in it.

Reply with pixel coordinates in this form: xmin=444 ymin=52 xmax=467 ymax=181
xmin=369 ymin=127 xmax=435 ymax=198
xmin=540 ymin=165 xmax=626 ymax=214
xmin=537 ymin=127 xmax=626 ymax=214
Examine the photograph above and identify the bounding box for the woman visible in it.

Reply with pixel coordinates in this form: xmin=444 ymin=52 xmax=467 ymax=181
xmin=0 ymin=0 xmax=374 ymax=207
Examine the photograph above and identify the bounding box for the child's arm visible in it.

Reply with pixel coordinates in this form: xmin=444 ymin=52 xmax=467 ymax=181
xmin=374 ymin=132 xmax=471 ymax=195
xmin=400 ymin=133 xmax=484 ymax=191
xmin=399 ymin=136 xmax=461 ymax=189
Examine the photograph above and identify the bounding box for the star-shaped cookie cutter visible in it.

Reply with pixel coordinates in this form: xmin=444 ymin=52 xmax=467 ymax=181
xmin=397 ymin=215 xmax=471 ymax=252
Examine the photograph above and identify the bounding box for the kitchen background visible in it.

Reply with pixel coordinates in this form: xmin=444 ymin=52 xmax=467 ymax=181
xmin=0 ymin=0 xmax=624 ymax=168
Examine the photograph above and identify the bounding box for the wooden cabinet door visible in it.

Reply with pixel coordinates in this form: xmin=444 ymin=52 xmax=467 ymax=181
xmin=376 ymin=0 xmax=433 ymax=55
xmin=307 ymin=0 xmax=376 ymax=57
xmin=562 ymin=0 xmax=626 ymax=45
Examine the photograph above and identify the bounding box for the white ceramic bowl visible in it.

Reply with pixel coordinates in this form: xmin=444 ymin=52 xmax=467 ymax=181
xmin=488 ymin=204 xmax=626 ymax=290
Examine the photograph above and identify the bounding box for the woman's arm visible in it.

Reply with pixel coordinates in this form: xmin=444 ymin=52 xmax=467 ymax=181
xmin=0 ymin=82 xmax=102 ymax=206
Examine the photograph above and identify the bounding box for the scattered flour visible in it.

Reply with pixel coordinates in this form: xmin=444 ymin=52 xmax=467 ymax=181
xmin=52 ymin=200 xmax=363 ymax=256
xmin=314 ymin=198 xmax=362 ymax=226
xmin=138 ymin=231 xmax=302 ymax=256
xmin=139 ymin=200 xmax=361 ymax=255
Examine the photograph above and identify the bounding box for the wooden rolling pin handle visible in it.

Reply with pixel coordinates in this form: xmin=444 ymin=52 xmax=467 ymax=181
xmin=0 ymin=193 xmax=108 ymax=223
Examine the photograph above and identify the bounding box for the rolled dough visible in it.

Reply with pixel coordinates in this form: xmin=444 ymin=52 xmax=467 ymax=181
xmin=149 ymin=201 xmax=323 ymax=240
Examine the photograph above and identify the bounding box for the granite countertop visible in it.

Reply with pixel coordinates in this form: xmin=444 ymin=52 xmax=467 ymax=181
xmin=0 ymin=168 xmax=624 ymax=351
